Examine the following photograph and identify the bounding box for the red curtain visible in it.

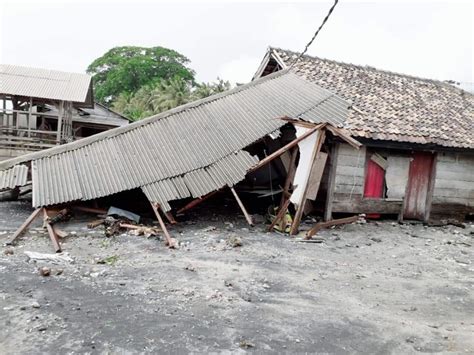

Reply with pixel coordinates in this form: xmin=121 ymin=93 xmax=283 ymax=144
xmin=364 ymin=159 xmax=385 ymax=218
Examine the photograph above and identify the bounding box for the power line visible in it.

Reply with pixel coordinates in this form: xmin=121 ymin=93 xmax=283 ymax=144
xmin=289 ymin=0 xmax=340 ymax=69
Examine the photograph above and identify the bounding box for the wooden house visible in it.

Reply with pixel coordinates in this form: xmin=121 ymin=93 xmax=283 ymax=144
xmin=254 ymin=48 xmax=474 ymax=222
xmin=0 ymin=64 xmax=129 ymax=161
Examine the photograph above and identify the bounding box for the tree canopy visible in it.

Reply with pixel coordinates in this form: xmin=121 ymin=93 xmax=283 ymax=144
xmin=112 ymin=77 xmax=232 ymax=121
xmin=87 ymin=46 xmax=195 ymax=104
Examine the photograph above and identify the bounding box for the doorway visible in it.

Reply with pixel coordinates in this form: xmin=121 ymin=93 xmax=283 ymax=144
xmin=403 ymin=152 xmax=436 ymax=220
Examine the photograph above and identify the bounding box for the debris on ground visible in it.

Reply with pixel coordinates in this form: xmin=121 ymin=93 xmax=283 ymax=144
xmin=107 ymin=206 xmax=140 ymax=224
xmin=38 ymin=266 xmax=51 ymax=277
xmin=96 ymin=255 xmax=119 ymax=265
xmin=24 ymin=251 xmax=74 ymax=264
xmin=227 ymin=235 xmax=242 ymax=247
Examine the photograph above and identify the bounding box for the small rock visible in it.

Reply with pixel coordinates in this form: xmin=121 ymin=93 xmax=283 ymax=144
xmin=185 ymin=264 xmax=196 ymax=272
xmin=3 ymin=248 xmax=14 ymax=255
xmin=55 ymin=269 xmax=64 ymax=276
xmin=239 ymin=340 xmax=255 ymax=349
xmin=227 ymin=235 xmax=242 ymax=248
xmin=31 ymin=301 xmax=40 ymax=309
xmin=38 ymin=267 xmax=51 ymax=277
xmin=202 ymin=226 xmax=216 ymax=232
xmin=37 ymin=325 xmax=47 ymax=332
xmin=370 ymin=237 xmax=382 ymax=243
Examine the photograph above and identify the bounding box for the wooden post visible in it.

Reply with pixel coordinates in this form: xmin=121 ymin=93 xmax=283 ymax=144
xmin=230 ymin=186 xmax=253 ymax=226
xmin=150 ymin=202 xmax=176 ymax=248
xmin=279 ymin=147 xmax=298 ymax=209
xmin=6 ymin=208 xmax=42 ymax=245
xmin=43 ymin=208 xmax=62 ymax=253
xmin=290 ymin=130 xmax=326 ymax=235
xmin=56 ymin=101 xmax=63 ymax=143
xmin=324 ymin=143 xmax=339 ymax=221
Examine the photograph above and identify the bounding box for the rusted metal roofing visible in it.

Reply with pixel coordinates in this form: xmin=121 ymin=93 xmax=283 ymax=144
xmin=257 ymin=47 xmax=474 ymax=149
xmin=0 ymin=165 xmax=28 ymax=190
xmin=0 ymin=70 xmax=350 ymax=209
xmin=0 ymin=64 xmax=93 ymax=106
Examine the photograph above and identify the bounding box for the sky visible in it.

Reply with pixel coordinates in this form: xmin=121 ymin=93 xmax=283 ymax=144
xmin=0 ymin=0 xmax=472 ymax=88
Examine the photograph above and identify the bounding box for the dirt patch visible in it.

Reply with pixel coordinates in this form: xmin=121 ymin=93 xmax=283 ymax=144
xmin=0 ymin=201 xmax=473 ymax=353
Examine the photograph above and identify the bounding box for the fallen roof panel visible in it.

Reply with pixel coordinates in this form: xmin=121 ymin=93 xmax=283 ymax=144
xmin=0 ymin=70 xmax=351 ymax=209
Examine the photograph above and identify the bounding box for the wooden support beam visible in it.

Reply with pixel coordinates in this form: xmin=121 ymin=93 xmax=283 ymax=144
xmin=164 ymin=211 xmax=177 ymax=224
xmin=306 ymin=215 xmax=359 ymax=238
xmin=43 ymin=208 xmax=62 ymax=253
xmin=290 ymin=130 xmax=326 ymax=235
xmin=248 ymin=124 xmax=323 ymax=173
xmin=6 ymin=208 xmax=42 ymax=245
xmin=72 ymin=205 xmax=108 ymax=215
xmin=268 ymin=198 xmax=292 ymax=232
xmin=176 ymin=190 xmax=220 ymax=214
xmin=279 ymin=147 xmax=298 ymax=209
xmin=230 ymin=187 xmax=253 ymax=226
xmin=324 ymin=143 xmax=339 ymax=221
xmin=150 ymin=202 xmax=176 ymax=248
xmin=325 ymin=125 xmax=362 ymax=149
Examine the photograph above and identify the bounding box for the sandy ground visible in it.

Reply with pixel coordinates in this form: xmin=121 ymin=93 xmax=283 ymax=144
xmin=0 ymin=199 xmax=473 ymax=354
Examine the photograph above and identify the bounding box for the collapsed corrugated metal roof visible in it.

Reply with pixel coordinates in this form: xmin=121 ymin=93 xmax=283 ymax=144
xmin=0 ymin=70 xmax=351 ymax=210
xmin=0 ymin=165 xmax=28 ymax=190
xmin=0 ymin=64 xmax=93 ymax=107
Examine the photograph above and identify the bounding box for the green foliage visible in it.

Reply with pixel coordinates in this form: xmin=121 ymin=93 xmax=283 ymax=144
xmin=112 ymin=77 xmax=232 ymax=121
xmin=87 ymin=46 xmax=195 ymax=104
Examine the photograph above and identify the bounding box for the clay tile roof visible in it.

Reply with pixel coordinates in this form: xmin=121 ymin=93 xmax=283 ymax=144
xmin=268 ymin=47 xmax=474 ymax=149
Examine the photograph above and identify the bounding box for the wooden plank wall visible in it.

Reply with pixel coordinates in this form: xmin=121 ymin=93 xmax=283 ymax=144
xmin=333 ymin=143 xmax=366 ymax=200
xmin=432 ymin=152 xmax=474 ymax=207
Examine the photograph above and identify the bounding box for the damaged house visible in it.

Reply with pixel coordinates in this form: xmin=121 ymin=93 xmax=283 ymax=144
xmin=0 ymin=64 xmax=129 ymax=161
xmin=254 ymin=47 xmax=474 ymax=222
xmin=0 ymin=70 xmax=360 ymax=250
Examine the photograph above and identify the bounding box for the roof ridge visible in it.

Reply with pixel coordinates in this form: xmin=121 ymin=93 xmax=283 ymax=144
xmin=0 ymin=69 xmax=293 ymax=170
xmin=0 ymin=63 xmax=91 ymax=78
xmin=270 ymin=47 xmax=472 ymax=95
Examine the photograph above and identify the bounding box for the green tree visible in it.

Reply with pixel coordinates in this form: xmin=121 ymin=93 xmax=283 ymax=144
xmin=191 ymin=78 xmax=231 ymax=100
xmin=111 ymin=77 xmax=233 ymax=121
xmin=87 ymin=46 xmax=195 ymax=104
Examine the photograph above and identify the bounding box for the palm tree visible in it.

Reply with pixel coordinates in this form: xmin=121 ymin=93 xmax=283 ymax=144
xmin=149 ymin=77 xmax=192 ymax=113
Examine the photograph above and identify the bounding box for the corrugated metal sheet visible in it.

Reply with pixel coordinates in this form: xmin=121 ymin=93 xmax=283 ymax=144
xmin=0 ymin=165 xmax=28 ymax=190
xmin=0 ymin=70 xmax=350 ymax=208
xmin=0 ymin=64 xmax=92 ymax=104
xmin=141 ymin=151 xmax=258 ymax=211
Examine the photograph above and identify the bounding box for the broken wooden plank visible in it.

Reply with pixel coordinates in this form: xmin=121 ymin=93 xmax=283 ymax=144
xmin=248 ymin=124 xmax=324 ymax=173
xmin=176 ymin=190 xmax=220 ymax=214
xmin=306 ymin=215 xmax=359 ymax=238
xmin=52 ymin=226 xmax=68 ymax=239
xmin=230 ymin=187 xmax=253 ymax=226
xmin=87 ymin=219 xmax=105 ymax=229
xmin=268 ymin=198 xmax=292 ymax=232
xmin=306 ymin=152 xmax=328 ymax=200
xmin=6 ymin=207 xmax=42 ymax=245
xmin=164 ymin=211 xmax=177 ymax=224
xmin=150 ymin=202 xmax=176 ymax=248
xmin=290 ymin=129 xmax=326 ymax=235
xmin=43 ymin=208 xmax=61 ymax=253
xmin=370 ymin=153 xmax=388 ymax=170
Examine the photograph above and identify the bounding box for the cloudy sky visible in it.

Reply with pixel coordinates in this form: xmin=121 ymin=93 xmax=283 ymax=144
xmin=0 ymin=0 xmax=472 ymax=87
